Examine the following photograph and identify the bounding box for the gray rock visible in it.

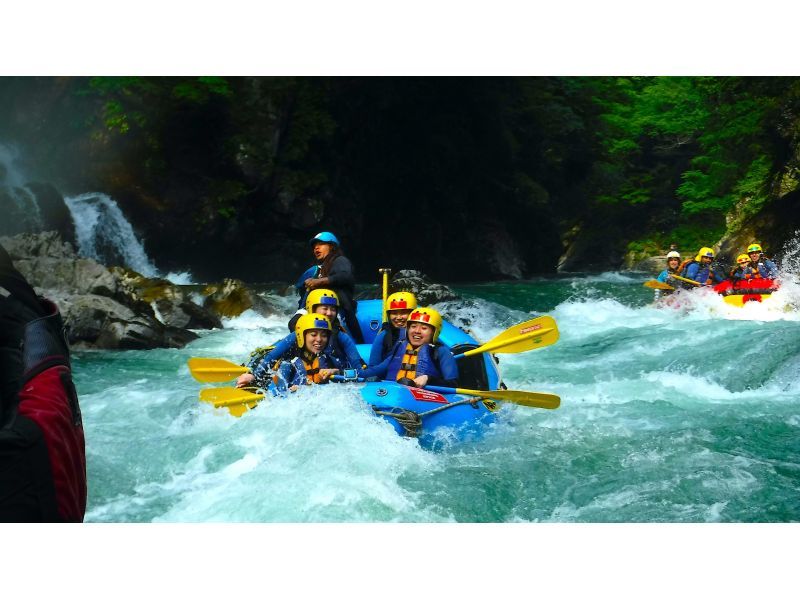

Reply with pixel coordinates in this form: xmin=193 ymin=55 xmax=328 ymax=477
xmin=111 ymin=267 xmax=221 ymax=330
xmin=390 ymin=270 xmax=459 ymax=304
xmin=0 ymin=230 xmax=76 ymax=260
xmin=55 ymin=293 xmax=197 ymax=350
xmin=15 ymin=256 xmax=119 ymax=296
xmin=203 ymin=278 xmax=278 ymax=319
xmin=1 ymin=231 xmax=202 ymax=349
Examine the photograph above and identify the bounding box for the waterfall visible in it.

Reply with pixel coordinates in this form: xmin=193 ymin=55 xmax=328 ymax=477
xmin=64 ymin=192 xmax=159 ymax=277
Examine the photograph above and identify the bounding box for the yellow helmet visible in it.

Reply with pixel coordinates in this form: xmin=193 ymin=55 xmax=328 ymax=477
xmin=294 ymin=313 xmax=331 ymax=349
xmin=407 ymin=307 xmax=443 ymax=342
xmin=737 ymin=253 xmax=750 ymax=265
xmin=386 ymin=291 xmax=417 ymax=312
xmin=695 ymin=247 xmax=715 ymax=261
xmin=747 ymin=243 xmax=763 ymax=254
xmin=305 ymin=288 xmax=339 ymax=313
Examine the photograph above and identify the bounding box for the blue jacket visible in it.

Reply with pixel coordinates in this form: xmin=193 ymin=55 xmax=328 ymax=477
xmin=732 ymin=259 xmax=778 ymax=281
xmin=683 ymin=261 xmax=726 ymax=285
xmin=368 ymin=325 xmax=407 ymax=366
xmin=274 ymin=352 xmax=338 ymax=390
xmin=250 ymin=332 xmax=344 ymax=384
xmin=656 ymin=269 xmax=679 ymax=284
xmin=361 ymin=340 xmax=459 ymax=387
xmin=756 ymin=259 xmax=778 ymax=279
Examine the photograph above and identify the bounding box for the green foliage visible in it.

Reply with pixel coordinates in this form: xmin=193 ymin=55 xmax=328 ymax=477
xmin=627 ymin=219 xmax=727 ymax=259
xmin=172 ymin=77 xmax=232 ymax=102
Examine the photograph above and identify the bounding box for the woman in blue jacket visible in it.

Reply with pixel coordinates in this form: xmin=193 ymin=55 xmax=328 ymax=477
xmin=237 ymin=314 xmax=339 ymax=391
xmin=369 ymin=291 xmax=418 ymax=366
xmin=360 ymin=307 xmax=458 ymax=388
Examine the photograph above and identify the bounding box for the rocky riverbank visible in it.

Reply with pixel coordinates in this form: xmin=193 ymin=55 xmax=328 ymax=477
xmin=1 ymin=232 xmax=461 ymax=350
xmin=0 ymin=231 xmax=282 ymax=350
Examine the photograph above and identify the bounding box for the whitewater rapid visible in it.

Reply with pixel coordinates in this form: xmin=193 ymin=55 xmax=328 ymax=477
xmin=72 ymin=271 xmax=800 ymax=523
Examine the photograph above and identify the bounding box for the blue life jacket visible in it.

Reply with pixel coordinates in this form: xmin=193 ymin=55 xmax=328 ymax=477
xmin=362 ymin=340 xmax=458 ymax=386
xmin=683 ymin=261 xmax=725 ymax=285
xmin=368 ymin=325 xmax=407 ymax=366
xmin=251 ymin=333 xmax=339 ymax=386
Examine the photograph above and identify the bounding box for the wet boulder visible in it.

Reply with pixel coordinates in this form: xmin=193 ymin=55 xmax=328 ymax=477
xmin=389 ymin=270 xmax=459 ymax=304
xmin=202 ymin=277 xmax=278 ymax=319
xmin=111 ymin=267 xmax=222 ymax=330
xmin=53 ymin=292 xmax=198 ymax=350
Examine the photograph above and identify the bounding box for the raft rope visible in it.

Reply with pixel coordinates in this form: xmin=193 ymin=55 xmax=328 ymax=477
xmin=372 ymin=397 xmax=484 ymax=438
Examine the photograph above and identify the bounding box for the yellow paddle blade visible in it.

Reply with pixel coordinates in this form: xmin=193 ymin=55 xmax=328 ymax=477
xmin=459 ymin=315 xmax=559 ymax=358
xmin=669 ymin=273 xmax=701 ymax=286
xmin=454 ymin=387 xmax=561 ymax=410
xmin=188 ymin=357 xmax=249 ymax=382
xmin=198 ymin=387 xmax=265 ymax=417
xmin=643 ymin=280 xmax=675 ymax=291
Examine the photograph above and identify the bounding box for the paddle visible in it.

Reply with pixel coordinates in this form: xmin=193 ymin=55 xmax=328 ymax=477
xmin=425 ymin=385 xmax=561 ymax=410
xmin=199 ymin=386 xmax=265 ymax=417
xmin=379 ymin=267 xmax=390 ymax=325
xmin=188 ymin=357 xmax=249 ymax=383
xmin=454 ymin=315 xmax=559 ymax=360
xmin=669 ymin=273 xmax=702 ymax=286
xmin=330 ymin=375 xmax=560 ymax=410
xmin=643 ymin=280 xmax=675 ymax=291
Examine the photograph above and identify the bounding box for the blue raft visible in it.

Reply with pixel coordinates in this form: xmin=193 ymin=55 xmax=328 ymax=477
xmin=350 ymin=300 xmax=502 ymax=447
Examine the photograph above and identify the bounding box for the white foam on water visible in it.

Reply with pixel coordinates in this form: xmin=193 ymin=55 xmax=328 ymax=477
xmin=146 ymin=385 xmax=443 ymax=522
xmin=164 ymin=270 xmax=196 ymax=285
xmin=220 ymin=308 xmax=290 ymax=331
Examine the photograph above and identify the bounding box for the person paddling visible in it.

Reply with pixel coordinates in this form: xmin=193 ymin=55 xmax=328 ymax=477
xmin=745 ymin=243 xmax=778 ymax=279
xmin=679 ymin=247 xmax=726 ymax=287
xmin=654 ymin=251 xmax=681 ymax=300
xmin=288 ymin=289 xmax=365 ymax=369
xmin=730 ymin=254 xmax=752 ymax=282
xmin=237 ymin=314 xmax=339 ymax=393
xmin=369 ymin=291 xmax=418 ymax=366
xmin=299 ymin=232 xmax=364 ymax=343
xmin=356 ymin=307 xmax=458 ymax=389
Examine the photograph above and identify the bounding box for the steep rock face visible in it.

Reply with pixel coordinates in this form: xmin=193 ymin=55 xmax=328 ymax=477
xmin=466 ymin=221 xmax=526 ymax=280
xmin=717 ymin=191 xmax=800 ymax=263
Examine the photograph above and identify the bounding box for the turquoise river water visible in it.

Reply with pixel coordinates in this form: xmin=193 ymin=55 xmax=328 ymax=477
xmin=74 ymin=272 xmax=800 ymax=523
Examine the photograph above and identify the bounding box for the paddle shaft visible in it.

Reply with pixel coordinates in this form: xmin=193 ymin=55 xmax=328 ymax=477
xmin=379 ymin=268 xmax=390 ymax=324
xmin=669 ymin=273 xmax=702 ymax=286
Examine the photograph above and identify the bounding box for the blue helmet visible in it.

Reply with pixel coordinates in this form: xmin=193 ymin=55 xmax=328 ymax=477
xmin=310 ymin=231 xmax=340 ymax=246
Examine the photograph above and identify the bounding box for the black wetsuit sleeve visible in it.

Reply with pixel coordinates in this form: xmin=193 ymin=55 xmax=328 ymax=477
xmin=326 ymin=256 xmax=355 ymax=287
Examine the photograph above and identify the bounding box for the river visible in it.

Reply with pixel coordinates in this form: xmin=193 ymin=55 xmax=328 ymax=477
xmin=74 ymin=272 xmax=800 ymax=523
